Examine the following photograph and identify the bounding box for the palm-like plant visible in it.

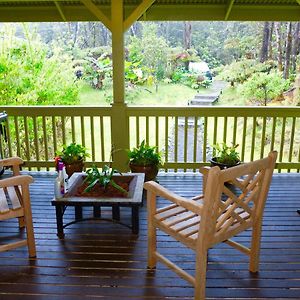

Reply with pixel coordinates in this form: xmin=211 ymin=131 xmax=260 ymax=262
xmin=83 ymin=165 xmax=128 ymax=196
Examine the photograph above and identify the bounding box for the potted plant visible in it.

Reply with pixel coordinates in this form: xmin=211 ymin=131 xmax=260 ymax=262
xmin=76 ymin=165 xmax=129 ymax=198
xmin=210 ymin=142 xmax=240 ymax=169
xmin=127 ymin=140 xmax=163 ymax=181
xmin=56 ymin=143 xmax=90 ymax=177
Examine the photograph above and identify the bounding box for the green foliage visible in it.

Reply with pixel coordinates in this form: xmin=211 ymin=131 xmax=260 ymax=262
xmin=57 ymin=143 xmax=90 ymax=165
xmin=0 ymin=25 xmax=79 ymax=105
xmin=128 ymin=24 xmax=169 ymax=85
xmin=212 ymin=142 xmax=240 ymax=165
xmin=240 ymin=71 xmax=290 ymax=106
xmin=84 ymin=165 xmax=128 ymax=195
xmin=217 ymin=59 xmax=275 ymax=86
xmin=83 ymin=54 xmax=112 ymax=89
xmin=127 ymin=140 xmax=163 ymax=167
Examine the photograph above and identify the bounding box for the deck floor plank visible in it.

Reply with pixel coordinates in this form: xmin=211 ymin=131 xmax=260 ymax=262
xmin=0 ymin=172 xmax=300 ymax=299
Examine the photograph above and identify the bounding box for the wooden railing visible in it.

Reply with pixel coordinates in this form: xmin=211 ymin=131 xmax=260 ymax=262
xmin=128 ymin=106 xmax=300 ymax=172
xmin=0 ymin=106 xmax=112 ymax=170
xmin=1 ymin=105 xmax=300 ymax=172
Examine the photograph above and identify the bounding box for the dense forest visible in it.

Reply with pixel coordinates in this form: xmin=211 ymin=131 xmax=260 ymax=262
xmin=1 ymin=21 xmax=300 ymax=106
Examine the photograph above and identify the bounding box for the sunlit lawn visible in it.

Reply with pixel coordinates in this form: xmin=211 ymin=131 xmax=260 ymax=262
xmin=79 ymin=82 xmax=206 ymax=106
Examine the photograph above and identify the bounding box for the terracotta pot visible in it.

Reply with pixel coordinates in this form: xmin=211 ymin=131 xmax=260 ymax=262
xmin=65 ymin=160 xmax=84 ymax=177
xmin=129 ymin=163 xmax=158 ymax=182
xmin=209 ymin=157 xmax=240 ymax=170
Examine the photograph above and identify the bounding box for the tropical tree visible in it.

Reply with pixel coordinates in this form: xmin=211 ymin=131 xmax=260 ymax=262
xmin=240 ymin=71 xmax=290 ymax=106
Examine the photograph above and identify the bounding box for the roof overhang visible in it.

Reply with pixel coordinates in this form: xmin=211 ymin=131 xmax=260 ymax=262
xmin=0 ymin=0 xmax=300 ymax=23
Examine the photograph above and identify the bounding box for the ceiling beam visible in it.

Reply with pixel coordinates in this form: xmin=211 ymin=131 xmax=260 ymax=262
xmin=80 ymin=0 xmax=111 ymax=30
xmin=225 ymin=0 xmax=235 ymax=21
xmin=123 ymin=0 xmax=156 ymax=32
xmin=54 ymin=1 xmax=67 ymax=22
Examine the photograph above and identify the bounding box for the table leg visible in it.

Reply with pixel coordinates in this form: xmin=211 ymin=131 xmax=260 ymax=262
xmin=131 ymin=205 xmax=139 ymax=234
xmin=93 ymin=205 xmax=101 ymax=218
xmin=112 ymin=204 xmax=120 ymax=221
xmin=75 ymin=206 xmax=83 ymax=221
xmin=55 ymin=205 xmax=65 ymax=239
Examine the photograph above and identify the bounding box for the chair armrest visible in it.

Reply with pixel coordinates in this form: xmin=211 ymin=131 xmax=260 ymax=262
xmin=199 ymin=166 xmax=211 ymax=194
xmin=0 ymin=157 xmax=24 ymax=167
xmin=144 ymin=181 xmax=203 ymax=215
xmin=0 ymin=157 xmax=24 ymax=176
xmin=0 ymin=175 xmax=34 ymax=188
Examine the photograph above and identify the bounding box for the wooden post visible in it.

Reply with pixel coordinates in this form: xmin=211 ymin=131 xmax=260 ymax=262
xmin=110 ymin=0 xmax=129 ymax=171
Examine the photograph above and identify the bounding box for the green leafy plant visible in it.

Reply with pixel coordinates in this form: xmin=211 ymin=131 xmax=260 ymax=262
xmin=127 ymin=140 xmax=163 ymax=167
xmin=84 ymin=165 xmax=128 ymax=196
xmin=212 ymin=142 xmax=240 ymax=165
xmin=56 ymin=143 xmax=90 ymax=165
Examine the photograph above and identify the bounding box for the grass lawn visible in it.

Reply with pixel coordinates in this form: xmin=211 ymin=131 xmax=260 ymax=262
xmin=79 ymin=82 xmax=213 ymax=106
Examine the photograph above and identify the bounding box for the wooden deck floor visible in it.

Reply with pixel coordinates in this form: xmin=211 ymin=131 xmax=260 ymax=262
xmin=0 ymin=172 xmax=300 ymax=299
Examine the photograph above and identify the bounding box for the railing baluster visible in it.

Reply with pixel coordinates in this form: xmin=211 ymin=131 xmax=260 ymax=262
xmin=232 ymin=117 xmax=237 ymax=145
xmin=14 ymin=116 xmax=20 ymax=157
xmin=146 ymin=116 xmax=149 ymax=145
xmin=42 ymin=116 xmax=49 ymax=170
xmin=61 ymin=116 xmax=66 ymax=145
xmin=288 ymin=117 xmax=296 ymax=173
xmin=251 ymin=117 xmax=256 ymax=161
xmin=203 ymin=116 xmax=207 ymax=162
xmin=260 ymin=117 xmax=267 ymax=159
xmin=155 ymin=116 xmax=159 ymax=150
xmin=52 ymin=116 xmax=57 ymax=156
xmin=136 ymin=117 xmax=139 ymax=146
xmin=279 ymin=117 xmax=286 ymax=173
xmin=184 ymin=117 xmax=188 ymax=171
xmin=193 ymin=116 xmax=198 ymax=172
xmin=33 ymin=116 xmax=40 ymax=170
xmin=270 ymin=117 xmax=276 ymax=151
xmin=165 ymin=117 xmax=169 ymax=172
xmin=71 ymin=116 xmax=75 ymax=143
xmin=223 ymin=116 xmax=227 ymax=143
xmin=241 ymin=117 xmax=247 ymax=162
xmin=81 ymin=116 xmax=85 ymax=147
xmin=213 ymin=117 xmax=218 ymax=147
xmin=24 ymin=116 xmax=31 ymax=168
xmin=90 ymin=116 xmax=95 ymax=161
xmin=100 ymin=116 xmax=105 ymax=162
xmin=6 ymin=117 xmax=12 ymax=158
xmin=174 ymin=116 xmax=178 ymax=172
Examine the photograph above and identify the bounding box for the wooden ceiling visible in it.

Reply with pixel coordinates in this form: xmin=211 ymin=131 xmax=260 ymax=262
xmin=0 ymin=0 xmax=299 ymax=23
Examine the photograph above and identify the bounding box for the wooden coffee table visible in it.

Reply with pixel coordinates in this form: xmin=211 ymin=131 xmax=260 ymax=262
xmin=51 ymin=172 xmax=145 ymax=238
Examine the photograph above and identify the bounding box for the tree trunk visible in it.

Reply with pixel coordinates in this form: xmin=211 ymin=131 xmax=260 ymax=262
xmin=284 ymin=22 xmax=293 ymax=79
xmin=292 ymin=22 xmax=300 ymax=72
xmin=275 ymin=22 xmax=283 ymax=72
xmin=268 ymin=22 xmax=274 ymax=60
xmin=260 ymin=22 xmax=270 ymax=63
xmin=72 ymin=22 xmax=79 ymax=48
xmin=183 ymin=21 xmax=192 ymax=50
xmin=183 ymin=22 xmax=192 ymax=70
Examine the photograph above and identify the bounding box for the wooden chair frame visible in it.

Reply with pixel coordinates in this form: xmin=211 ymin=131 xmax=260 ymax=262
xmin=144 ymin=151 xmax=277 ymax=300
xmin=0 ymin=157 xmax=36 ymax=257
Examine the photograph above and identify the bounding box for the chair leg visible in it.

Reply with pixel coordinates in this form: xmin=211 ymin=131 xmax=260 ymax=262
xmin=147 ymin=191 xmax=157 ymax=268
xmin=18 ymin=216 xmax=25 ymax=228
xmin=249 ymin=222 xmax=262 ymax=272
xmin=22 ymin=186 xmax=36 ymax=258
xmin=194 ymin=248 xmax=208 ymax=300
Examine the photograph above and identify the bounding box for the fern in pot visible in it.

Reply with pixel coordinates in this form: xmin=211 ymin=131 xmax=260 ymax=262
xmin=127 ymin=140 xmax=163 ymax=181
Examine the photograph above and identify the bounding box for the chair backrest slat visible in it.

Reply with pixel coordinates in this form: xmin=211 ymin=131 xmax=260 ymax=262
xmin=0 ymin=188 xmax=9 ymax=213
xmin=7 ymin=186 xmax=21 ymax=210
xmin=202 ymin=151 xmax=277 ymax=246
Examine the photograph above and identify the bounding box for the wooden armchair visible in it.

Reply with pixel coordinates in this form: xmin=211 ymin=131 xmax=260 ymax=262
xmin=0 ymin=157 xmax=36 ymax=257
xmin=144 ymin=151 xmax=277 ymax=300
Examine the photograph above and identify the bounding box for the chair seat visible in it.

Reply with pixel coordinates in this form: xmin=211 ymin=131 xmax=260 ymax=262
xmin=154 ymin=199 xmax=204 ymax=249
